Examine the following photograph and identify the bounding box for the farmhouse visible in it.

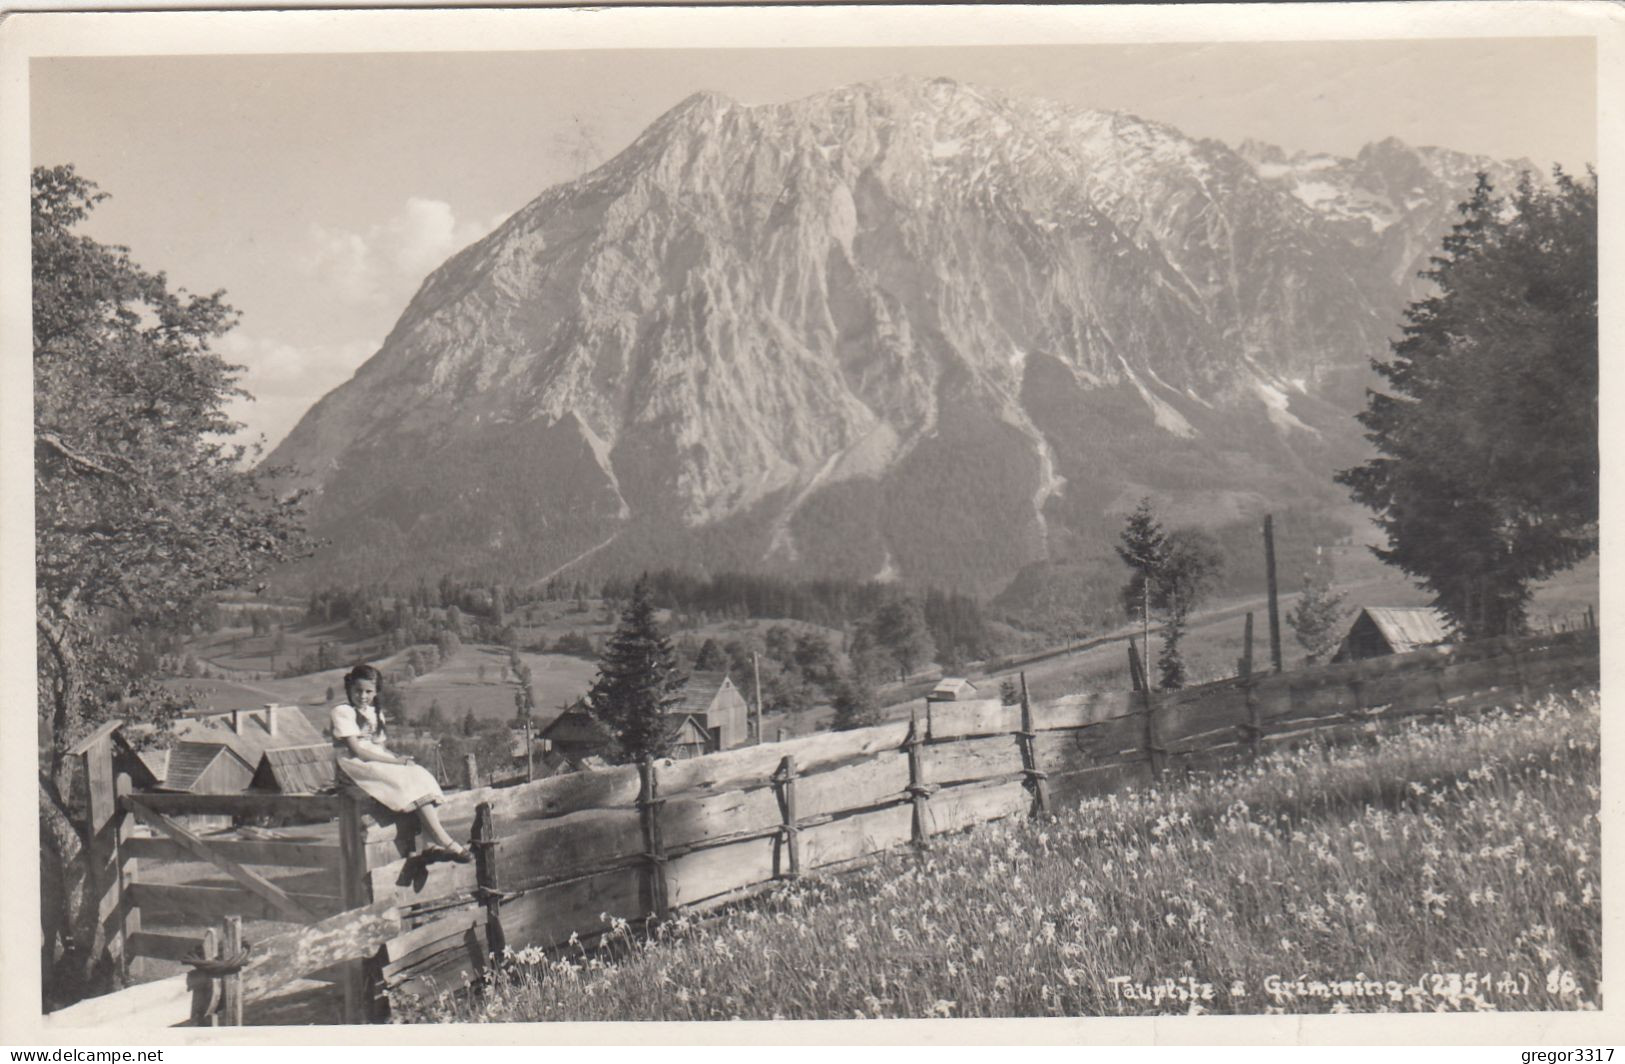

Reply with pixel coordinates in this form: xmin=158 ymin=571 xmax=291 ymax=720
xmin=1331 ymin=606 xmax=1451 ymax=662
xmin=538 ymin=704 xmax=616 ymax=764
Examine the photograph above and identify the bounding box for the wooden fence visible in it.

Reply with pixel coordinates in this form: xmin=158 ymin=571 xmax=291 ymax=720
xmin=45 ymin=628 xmax=1598 ymax=1028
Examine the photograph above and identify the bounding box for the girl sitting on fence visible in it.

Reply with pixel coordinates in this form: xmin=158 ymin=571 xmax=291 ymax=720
xmin=331 ymin=663 xmax=472 ymax=863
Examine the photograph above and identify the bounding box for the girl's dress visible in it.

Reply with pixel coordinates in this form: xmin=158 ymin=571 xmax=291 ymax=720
xmin=330 ymin=702 xmax=445 ymax=812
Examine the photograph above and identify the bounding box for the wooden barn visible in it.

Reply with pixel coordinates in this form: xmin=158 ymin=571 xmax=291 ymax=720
xmin=674 ymin=671 xmax=750 ymax=752
xmin=1332 ymin=606 xmax=1451 ymax=662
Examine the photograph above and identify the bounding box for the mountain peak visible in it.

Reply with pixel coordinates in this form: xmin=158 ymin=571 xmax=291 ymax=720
xmin=267 ymin=78 xmax=1531 ymax=594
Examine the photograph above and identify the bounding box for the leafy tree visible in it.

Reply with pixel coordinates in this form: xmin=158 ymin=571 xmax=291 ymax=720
xmin=763 ymin=666 xmax=815 ymax=718
xmin=830 ymin=677 xmax=881 ymax=731
xmin=1337 ymin=170 xmax=1597 ymax=638
xmin=461 ymin=706 xmax=479 ymax=737
xmin=33 ymin=165 xmax=309 ymax=1003
xmin=1154 ymin=529 xmax=1224 ymax=689
xmin=585 ymin=577 xmax=687 ymax=762
xmin=792 ymin=632 xmax=841 ymax=693
xmin=854 ymin=595 xmax=936 ymax=681
xmin=1287 ymin=554 xmax=1349 ymax=664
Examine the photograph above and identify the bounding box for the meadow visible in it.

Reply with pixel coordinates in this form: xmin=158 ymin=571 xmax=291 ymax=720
xmin=396 ymin=687 xmax=1601 ymax=1021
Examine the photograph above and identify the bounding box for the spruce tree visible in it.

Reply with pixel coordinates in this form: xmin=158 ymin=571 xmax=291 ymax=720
xmin=1287 ymin=554 xmax=1349 ymax=664
xmin=585 ymin=576 xmax=687 ymax=762
xmin=1337 ymin=170 xmax=1597 ymax=637
xmin=1116 ymin=498 xmax=1169 ymax=681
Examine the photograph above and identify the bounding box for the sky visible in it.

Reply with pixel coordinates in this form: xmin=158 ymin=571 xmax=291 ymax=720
xmin=30 ymin=37 xmax=1597 ymax=452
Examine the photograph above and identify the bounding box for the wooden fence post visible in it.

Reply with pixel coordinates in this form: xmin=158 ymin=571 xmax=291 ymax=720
xmin=905 ymin=707 xmax=934 ymax=850
xmin=464 ymin=754 xmax=479 ymax=790
xmin=1127 ymin=644 xmax=1164 ymax=779
xmin=72 ymin=724 xmax=128 ymax=984
xmin=472 ymin=802 xmax=506 ymax=962
xmin=1241 ymin=674 xmax=1263 ymax=758
xmin=336 ymin=793 xmax=370 ymax=1024
xmin=222 ymin=915 xmax=244 ymax=1027
xmin=1016 ymin=672 xmax=1050 ymax=818
xmin=1264 ymin=514 xmax=1283 ymax=674
xmin=770 ymin=756 xmax=801 ymax=879
xmin=113 ymin=770 xmax=142 ymax=982
xmin=188 ymin=928 xmax=220 ymax=1027
xmin=1239 ymin=612 xmax=1255 ymax=680
xmin=636 ymin=759 xmax=669 ymax=919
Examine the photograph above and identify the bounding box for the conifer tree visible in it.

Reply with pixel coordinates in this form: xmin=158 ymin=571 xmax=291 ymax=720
xmin=1116 ymin=498 xmax=1168 ymax=680
xmin=1287 ymin=553 xmax=1349 ymax=664
xmin=585 ymin=576 xmax=687 ymax=762
xmin=1338 ymin=170 xmax=1597 ymax=637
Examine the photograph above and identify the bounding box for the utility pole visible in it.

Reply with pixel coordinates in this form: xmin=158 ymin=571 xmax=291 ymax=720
xmin=752 ymin=651 xmax=763 ymax=745
xmin=524 ymin=718 xmax=534 ymax=782
xmin=1264 ymin=513 xmax=1283 ymax=673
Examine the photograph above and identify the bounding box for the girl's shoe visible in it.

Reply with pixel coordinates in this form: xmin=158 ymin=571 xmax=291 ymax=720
xmin=423 ymin=842 xmax=474 ymax=864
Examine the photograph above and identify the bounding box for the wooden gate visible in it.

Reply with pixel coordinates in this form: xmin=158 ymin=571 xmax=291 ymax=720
xmin=67 ymin=728 xmax=376 ymax=1024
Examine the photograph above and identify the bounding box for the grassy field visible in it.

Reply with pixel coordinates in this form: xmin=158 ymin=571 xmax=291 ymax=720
xmin=396 ymin=686 xmax=1601 ymax=1021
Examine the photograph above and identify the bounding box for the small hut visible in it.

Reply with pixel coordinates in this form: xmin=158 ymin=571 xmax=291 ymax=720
xmin=1331 ymin=607 xmax=1451 ymax=662
xmin=927 ymin=677 xmax=979 ymax=704
xmin=672 ymin=672 xmax=750 ymax=751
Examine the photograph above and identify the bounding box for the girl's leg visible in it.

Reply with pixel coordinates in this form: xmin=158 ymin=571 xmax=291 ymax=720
xmin=418 ymin=802 xmax=458 ymax=849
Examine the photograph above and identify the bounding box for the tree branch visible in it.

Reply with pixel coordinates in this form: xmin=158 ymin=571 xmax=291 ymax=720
xmin=36 ymin=432 xmax=131 ymax=483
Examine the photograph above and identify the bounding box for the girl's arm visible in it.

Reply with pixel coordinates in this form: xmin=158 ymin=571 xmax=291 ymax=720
xmin=342 ymin=735 xmax=414 ymax=765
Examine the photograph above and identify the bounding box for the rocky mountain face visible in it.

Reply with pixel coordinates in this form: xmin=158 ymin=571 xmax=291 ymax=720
xmin=267 ymin=76 xmax=1539 ymax=597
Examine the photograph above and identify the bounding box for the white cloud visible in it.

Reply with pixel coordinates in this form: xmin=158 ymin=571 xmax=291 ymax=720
xmin=306 ymin=197 xmax=507 ymax=306
xmin=217 ymin=331 xmax=379 ymax=452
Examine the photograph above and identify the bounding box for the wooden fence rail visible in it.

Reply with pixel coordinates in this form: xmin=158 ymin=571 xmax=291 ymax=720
xmin=47 ymin=628 xmax=1598 ymax=1028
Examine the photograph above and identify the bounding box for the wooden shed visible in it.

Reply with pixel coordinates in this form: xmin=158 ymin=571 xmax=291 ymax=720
xmin=673 ymin=671 xmax=750 ymax=751
xmin=927 ymin=677 xmax=979 ymax=703
xmin=1332 ymin=607 xmax=1451 ymax=662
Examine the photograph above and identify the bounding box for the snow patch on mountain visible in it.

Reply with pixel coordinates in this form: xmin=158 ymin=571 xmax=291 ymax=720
xmin=1119 ymin=357 xmax=1198 ymax=439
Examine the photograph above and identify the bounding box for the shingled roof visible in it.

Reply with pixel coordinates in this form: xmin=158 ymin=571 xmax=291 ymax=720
xmin=673 ymin=671 xmax=734 ymax=716
xmin=540 ymin=706 xmax=615 ymax=745
xmin=160 ymin=741 xmax=256 ymax=793
xmin=1358 ymin=607 xmax=1451 ymax=654
xmin=252 ymin=743 xmax=338 ymax=795
xmin=172 ymin=705 xmax=326 ymax=767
